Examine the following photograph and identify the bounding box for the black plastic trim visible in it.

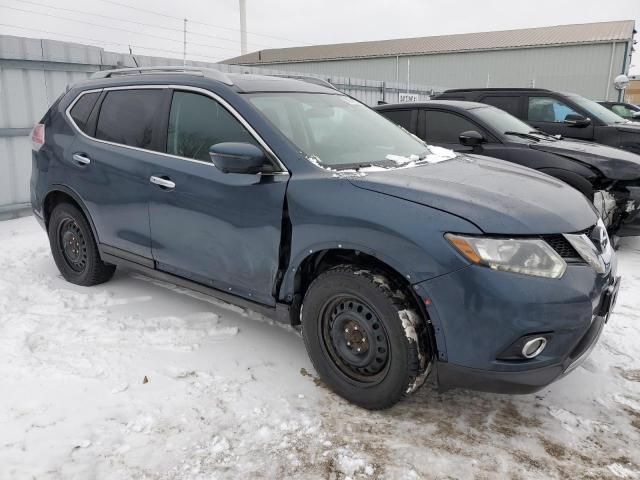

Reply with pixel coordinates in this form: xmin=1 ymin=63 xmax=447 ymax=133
xmin=99 ymin=244 xmax=154 ymax=269
xmin=100 ymin=250 xmax=291 ymax=324
xmin=436 ymin=361 xmax=563 ymax=394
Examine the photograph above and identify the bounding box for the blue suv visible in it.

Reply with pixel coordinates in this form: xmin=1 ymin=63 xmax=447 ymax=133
xmin=30 ymin=67 xmax=620 ymax=409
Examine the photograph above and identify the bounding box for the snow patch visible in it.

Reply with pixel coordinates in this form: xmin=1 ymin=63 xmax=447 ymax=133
xmin=608 ymin=463 xmax=639 ymax=479
xmin=1 ymin=217 xmax=640 ymax=479
xmin=335 ymin=448 xmax=374 ymax=477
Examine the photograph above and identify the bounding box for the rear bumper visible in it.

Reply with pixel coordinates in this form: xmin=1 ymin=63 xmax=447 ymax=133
xmin=33 ymin=208 xmax=46 ymax=230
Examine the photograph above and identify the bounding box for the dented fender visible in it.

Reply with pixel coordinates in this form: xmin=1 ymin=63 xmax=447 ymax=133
xmin=279 ymin=177 xmax=479 ymax=302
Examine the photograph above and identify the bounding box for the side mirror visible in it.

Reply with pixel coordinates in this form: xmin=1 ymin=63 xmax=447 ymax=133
xmin=564 ymin=114 xmax=591 ymax=127
xmin=459 ymin=130 xmax=485 ymax=147
xmin=209 ymin=142 xmax=268 ymax=174
xmin=631 ymin=111 xmax=640 ymax=119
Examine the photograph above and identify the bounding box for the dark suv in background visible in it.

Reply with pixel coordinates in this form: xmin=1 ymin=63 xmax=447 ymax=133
xmin=375 ymin=101 xmax=640 ymax=237
xmin=599 ymin=101 xmax=640 ymax=122
xmin=436 ymin=88 xmax=640 ymax=154
xmin=30 ymin=67 xmax=619 ymax=409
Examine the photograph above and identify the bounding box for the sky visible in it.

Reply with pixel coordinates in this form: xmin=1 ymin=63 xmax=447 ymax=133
xmin=0 ymin=0 xmax=639 ymax=73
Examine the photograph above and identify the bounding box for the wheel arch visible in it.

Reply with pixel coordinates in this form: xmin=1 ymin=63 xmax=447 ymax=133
xmin=282 ymin=244 xmax=438 ymax=364
xmin=281 ymin=242 xmax=415 ymax=306
xmin=42 ymin=186 xmax=99 ymax=242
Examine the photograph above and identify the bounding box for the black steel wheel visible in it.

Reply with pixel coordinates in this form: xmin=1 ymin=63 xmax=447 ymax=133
xmin=321 ymin=295 xmax=390 ymax=384
xmin=302 ymin=265 xmax=429 ymax=410
xmin=48 ymin=202 xmax=116 ymax=286
xmin=58 ymin=217 xmax=88 ymax=272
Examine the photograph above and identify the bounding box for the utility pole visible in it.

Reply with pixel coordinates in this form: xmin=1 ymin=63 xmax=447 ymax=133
xmin=183 ymin=18 xmax=187 ymax=66
xmin=239 ymin=0 xmax=247 ymax=55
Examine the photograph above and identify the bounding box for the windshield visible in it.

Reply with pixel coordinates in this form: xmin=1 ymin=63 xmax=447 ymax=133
xmin=247 ymin=93 xmax=431 ymax=169
xmin=472 ymin=105 xmax=535 ymax=136
xmin=568 ymin=94 xmax=628 ymax=124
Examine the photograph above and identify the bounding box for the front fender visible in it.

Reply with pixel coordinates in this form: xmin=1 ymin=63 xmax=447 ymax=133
xmin=537 ymin=167 xmax=596 ymax=198
xmin=280 ymin=176 xmax=480 ymax=300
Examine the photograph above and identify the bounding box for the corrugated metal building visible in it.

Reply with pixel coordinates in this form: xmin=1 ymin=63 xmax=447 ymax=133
xmin=225 ymin=20 xmax=637 ymax=102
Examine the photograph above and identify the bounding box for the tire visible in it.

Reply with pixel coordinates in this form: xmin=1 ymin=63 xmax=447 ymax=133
xmin=301 ymin=265 xmax=429 ymax=410
xmin=48 ymin=202 xmax=116 ymax=286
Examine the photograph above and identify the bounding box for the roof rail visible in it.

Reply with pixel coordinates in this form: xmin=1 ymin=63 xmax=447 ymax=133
xmin=443 ymin=87 xmax=551 ymax=93
xmin=90 ymin=66 xmax=233 ymax=85
xmin=267 ymin=74 xmax=337 ymax=90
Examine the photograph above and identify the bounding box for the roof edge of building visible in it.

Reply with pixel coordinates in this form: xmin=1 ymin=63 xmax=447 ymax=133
xmin=223 ymin=19 xmax=636 ymax=65
xmin=224 ymin=38 xmax=634 ymax=66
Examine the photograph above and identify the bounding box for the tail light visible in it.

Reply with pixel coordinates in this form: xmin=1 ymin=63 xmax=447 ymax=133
xmin=31 ymin=123 xmax=45 ymax=151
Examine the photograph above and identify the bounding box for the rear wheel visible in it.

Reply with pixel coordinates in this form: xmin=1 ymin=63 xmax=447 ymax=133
xmin=301 ymin=265 xmax=429 ymax=409
xmin=48 ymin=202 xmax=115 ymax=286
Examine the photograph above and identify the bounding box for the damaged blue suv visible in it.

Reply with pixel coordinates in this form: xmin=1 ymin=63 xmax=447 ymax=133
xmin=30 ymin=67 xmax=620 ymax=409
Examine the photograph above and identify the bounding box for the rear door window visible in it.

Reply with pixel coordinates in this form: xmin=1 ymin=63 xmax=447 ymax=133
xmin=96 ymin=89 xmax=165 ymax=151
xmin=480 ymin=95 xmax=522 ymax=117
xmin=167 ymin=91 xmax=258 ymax=162
xmin=379 ymin=109 xmax=416 ymax=134
xmin=69 ymin=92 xmax=100 ymax=134
xmin=425 ymin=110 xmax=481 ymax=144
xmin=527 ymin=97 xmax=579 ymax=123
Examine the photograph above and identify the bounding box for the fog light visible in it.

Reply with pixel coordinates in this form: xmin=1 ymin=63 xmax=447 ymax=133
xmin=522 ymin=337 xmax=547 ymax=358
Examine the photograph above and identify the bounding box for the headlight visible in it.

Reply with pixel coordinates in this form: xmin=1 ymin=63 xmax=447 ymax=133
xmin=445 ymin=233 xmax=567 ymax=279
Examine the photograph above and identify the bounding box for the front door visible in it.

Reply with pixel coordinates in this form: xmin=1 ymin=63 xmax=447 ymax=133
xmin=526 ymin=95 xmax=595 ymax=141
xmin=148 ymin=89 xmax=288 ymax=306
xmin=421 ymin=109 xmax=504 ymax=154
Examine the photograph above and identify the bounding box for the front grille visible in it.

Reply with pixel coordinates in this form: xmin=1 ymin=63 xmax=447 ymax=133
xmin=542 ymin=227 xmax=593 ymax=261
xmin=544 ymin=235 xmax=581 ymax=259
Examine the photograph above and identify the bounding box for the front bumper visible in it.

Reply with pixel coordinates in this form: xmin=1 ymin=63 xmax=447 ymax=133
xmin=415 ymin=261 xmax=619 ymax=394
xmin=436 ymin=312 xmax=610 ymax=394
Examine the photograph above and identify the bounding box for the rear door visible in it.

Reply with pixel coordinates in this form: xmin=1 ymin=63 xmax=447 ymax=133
xmin=148 ymin=88 xmax=288 ymax=305
xmin=67 ymin=87 xmax=166 ymax=260
xmin=526 ymin=95 xmax=595 ymax=140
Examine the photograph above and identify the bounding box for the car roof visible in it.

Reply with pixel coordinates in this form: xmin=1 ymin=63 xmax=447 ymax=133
xmin=375 ymin=100 xmax=491 ymax=111
xmin=72 ymin=68 xmax=338 ymax=95
xmin=442 ymin=88 xmax=552 ymax=94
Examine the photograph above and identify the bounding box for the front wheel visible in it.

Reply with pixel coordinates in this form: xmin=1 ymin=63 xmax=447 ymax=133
xmin=48 ymin=202 xmax=116 ymax=286
xmin=301 ymin=265 xmax=429 ymax=409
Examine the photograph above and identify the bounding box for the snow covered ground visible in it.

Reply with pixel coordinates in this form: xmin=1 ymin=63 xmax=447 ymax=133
xmin=0 ymin=215 xmax=639 ymax=480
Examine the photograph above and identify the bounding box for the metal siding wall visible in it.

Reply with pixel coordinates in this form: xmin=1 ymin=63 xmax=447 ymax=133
xmin=259 ymin=43 xmax=624 ymax=101
xmin=0 ymin=35 xmax=434 ymax=211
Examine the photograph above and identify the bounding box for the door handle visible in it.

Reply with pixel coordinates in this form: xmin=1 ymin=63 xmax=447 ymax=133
xmin=72 ymin=153 xmax=91 ymax=165
xmin=150 ymin=176 xmax=176 ymax=189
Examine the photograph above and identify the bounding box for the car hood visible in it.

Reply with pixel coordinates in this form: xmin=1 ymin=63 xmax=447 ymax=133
xmin=349 ymin=155 xmax=597 ymax=235
xmin=530 ymin=138 xmax=640 ymax=180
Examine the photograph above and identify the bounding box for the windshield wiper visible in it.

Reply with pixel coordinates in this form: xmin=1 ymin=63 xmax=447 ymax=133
xmin=331 ymin=160 xmax=394 ymax=171
xmin=529 ymin=130 xmax=561 ymax=140
xmin=504 ymin=131 xmax=541 ymax=142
